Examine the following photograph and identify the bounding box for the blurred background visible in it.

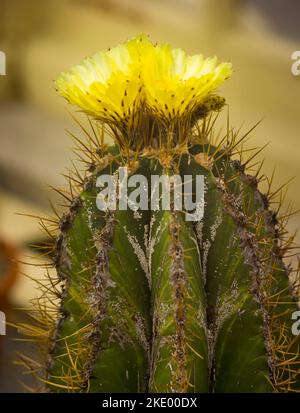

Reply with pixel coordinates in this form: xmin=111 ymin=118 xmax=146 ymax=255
xmin=0 ymin=0 xmax=299 ymax=392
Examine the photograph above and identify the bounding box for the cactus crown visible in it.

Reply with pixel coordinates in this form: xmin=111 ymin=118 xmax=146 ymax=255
xmin=17 ymin=35 xmax=300 ymax=393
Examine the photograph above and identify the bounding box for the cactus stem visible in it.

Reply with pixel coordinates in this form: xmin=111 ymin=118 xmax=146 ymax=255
xmin=16 ymin=110 xmax=300 ymax=392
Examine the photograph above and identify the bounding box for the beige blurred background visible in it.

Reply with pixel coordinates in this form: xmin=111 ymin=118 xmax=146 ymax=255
xmin=0 ymin=0 xmax=299 ymax=391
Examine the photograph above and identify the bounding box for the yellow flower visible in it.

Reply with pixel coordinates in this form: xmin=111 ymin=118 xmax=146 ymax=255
xmin=55 ymin=34 xmax=151 ymax=125
xmin=55 ymin=34 xmax=232 ymax=128
xmin=142 ymin=42 xmax=232 ymax=120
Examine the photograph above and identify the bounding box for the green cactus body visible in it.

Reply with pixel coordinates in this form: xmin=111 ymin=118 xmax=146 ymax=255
xmin=18 ymin=35 xmax=300 ymax=393
xmin=26 ymin=144 xmax=297 ymax=393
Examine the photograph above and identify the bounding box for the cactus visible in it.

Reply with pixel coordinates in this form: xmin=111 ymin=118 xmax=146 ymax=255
xmin=18 ymin=35 xmax=300 ymax=393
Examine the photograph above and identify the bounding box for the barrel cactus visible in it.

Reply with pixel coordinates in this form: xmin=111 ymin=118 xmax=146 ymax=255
xmin=19 ymin=34 xmax=300 ymax=393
